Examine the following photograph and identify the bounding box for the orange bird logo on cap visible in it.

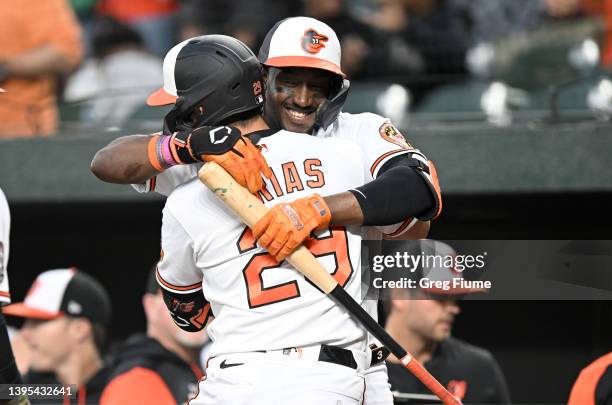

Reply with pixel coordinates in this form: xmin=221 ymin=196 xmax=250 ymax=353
xmin=301 ymin=29 xmax=328 ymax=54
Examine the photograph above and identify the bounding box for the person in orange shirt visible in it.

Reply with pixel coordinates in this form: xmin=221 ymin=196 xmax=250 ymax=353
xmin=100 ymin=267 xmax=208 ymax=404
xmin=97 ymin=0 xmax=178 ymax=56
xmin=568 ymin=352 xmax=612 ymax=405
xmin=583 ymin=0 xmax=612 ymax=66
xmin=0 ymin=0 xmax=82 ymax=138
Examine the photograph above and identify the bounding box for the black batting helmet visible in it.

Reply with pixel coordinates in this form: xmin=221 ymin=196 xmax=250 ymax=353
xmin=147 ymin=35 xmax=264 ymax=132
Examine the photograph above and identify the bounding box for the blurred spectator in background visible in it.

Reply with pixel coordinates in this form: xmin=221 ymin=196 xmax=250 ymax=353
xmin=177 ymin=0 xmax=298 ymax=49
xmin=100 ymin=267 xmax=208 ymax=404
xmin=584 ymin=0 xmax=612 ymax=66
xmin=3 ymin=268 xmax=112 ymax=404
xmin=568 ymin=351 xmax=612 ymax=405
xmin=69 ymin=0 xmax=99 ymax=56
xmin=96 ymin=0 xmax=178 ymax=57
xmin=301 ymin=0 xmax=389 ymax=79
xmin=460 ymin=0 xmax=584 ymax=47
xmin=365 ymin=0 xmax=472 ymax=102
xmin=64 ymin=16 xmax=162 ymax=127
xmin=0 ymin=0 xmax=82 ymax=138
xmin=382 ymin=241 xmax=510 ymax=404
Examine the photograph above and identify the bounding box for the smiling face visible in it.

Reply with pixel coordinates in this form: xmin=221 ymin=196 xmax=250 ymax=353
xmin=263 ymin=67 xmax=337 ymax=133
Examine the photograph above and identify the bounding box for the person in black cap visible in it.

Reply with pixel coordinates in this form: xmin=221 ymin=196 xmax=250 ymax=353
xmin=3 ymin=268 xmax=111 ymax=404
xmin=382 ymin=240 xmax=510 ymax=404
xmin=100 ymin=266 xmax=208 ymax=404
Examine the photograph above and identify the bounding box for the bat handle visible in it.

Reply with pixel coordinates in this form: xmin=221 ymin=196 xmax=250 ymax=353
xmin=402 ymin=356 xmax=462 ymax=405
xmin=330 ymin=286 xmax=461 ymax=405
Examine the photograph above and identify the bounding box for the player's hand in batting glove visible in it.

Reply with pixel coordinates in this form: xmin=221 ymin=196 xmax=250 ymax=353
xmin=168 ymin=125 xmax=272 ymax=193
xmin=253 ymin=194 xmax=331 ymax=261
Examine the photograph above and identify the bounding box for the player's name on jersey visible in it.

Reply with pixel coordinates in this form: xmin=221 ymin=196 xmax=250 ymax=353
xmin=371 ymin=277 xmax=492 ymax=291
xmin=257 ymin=159 xmax=326 ymax=201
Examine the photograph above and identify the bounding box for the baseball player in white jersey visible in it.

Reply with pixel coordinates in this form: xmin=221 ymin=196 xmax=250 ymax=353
xmin=0 ymin=187 xmax=9 ymax=306
xmin=91 ymin=18 xmax=442 ymax=404
xmin=0 ymin=187 xmax=29 ymax=404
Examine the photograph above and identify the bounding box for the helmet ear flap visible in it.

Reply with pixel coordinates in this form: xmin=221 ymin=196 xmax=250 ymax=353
xmin=315 ymin=79 xmax=350 ymax=130
xmin=162 ymin=96 xmax=190 ymax=134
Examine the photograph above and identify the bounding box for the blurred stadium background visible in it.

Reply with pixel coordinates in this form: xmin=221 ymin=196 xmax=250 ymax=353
xmin=2 ymin=0 xmax=612 ymax=403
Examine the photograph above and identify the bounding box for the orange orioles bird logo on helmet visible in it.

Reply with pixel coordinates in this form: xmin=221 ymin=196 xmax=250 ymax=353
xmin=301 ymin=29 xmax=328 ymax=54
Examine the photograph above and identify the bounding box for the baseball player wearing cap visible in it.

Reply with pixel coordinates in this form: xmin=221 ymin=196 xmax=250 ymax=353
xmin=150 ymin=36 xmax=409 ymax=405
xmin=383 ymin=240 xmax=510 ymax=404
xmin=3 ymin=268 xmax=112 ymax=404
xmin=100 ymin=266 xmax=207 ymax=405
xmin=91 ymin=18 xmax=442 ymax=404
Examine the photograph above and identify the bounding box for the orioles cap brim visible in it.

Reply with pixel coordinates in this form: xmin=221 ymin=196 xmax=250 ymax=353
xmin=2 ymin=303 xmax=63 ymax=320
xmin=264 ymin=56 xmax=345 ymax=78
xmin=146 ymin=87 xmax=177 ymax=106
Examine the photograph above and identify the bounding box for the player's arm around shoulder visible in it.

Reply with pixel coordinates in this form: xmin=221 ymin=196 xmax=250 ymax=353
xmin=91 ymin=133 xmax=159 ymax=184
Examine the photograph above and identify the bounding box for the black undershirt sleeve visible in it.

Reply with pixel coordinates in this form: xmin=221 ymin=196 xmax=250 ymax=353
xmin=349 ymin=155 xmax=434 ymax=226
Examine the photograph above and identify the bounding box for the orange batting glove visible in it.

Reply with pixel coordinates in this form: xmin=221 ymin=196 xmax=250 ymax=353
xmin=253 ymin=194 xmax=332 ymax=261
xmin=203 ymin=136 xmax=272 ymax=194
xmin=159 ymin=125 xmax=272 ymax=194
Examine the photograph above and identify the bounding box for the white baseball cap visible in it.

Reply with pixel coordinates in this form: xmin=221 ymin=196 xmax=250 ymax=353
xmin=258 ymin=16 xmax=345 ymax=78
xmin=147 ymin=38 xmax=191 ymax=106
xmin=3 ymin=268 xmax=111 ymax=325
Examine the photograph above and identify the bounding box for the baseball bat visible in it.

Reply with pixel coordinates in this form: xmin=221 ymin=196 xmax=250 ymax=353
xmin=198 ymin=162 xmax=461 ymax=405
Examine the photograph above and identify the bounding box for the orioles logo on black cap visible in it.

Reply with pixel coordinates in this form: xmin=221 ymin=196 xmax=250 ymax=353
xmin=301 ymin=29 xmax=328 ymax=54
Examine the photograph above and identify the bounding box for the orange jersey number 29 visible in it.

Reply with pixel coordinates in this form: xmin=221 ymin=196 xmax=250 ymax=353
xmin=237 ymin=226 xmax=353 ymax=308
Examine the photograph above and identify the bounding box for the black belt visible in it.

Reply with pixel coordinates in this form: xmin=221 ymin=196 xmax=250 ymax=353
xmin=255 ymin=345 xmax=358 ymax=369
xmin=318 ymin=345 xmax=358 ymax=369
xmin=251 ymin=344 xmax=389 ymax=369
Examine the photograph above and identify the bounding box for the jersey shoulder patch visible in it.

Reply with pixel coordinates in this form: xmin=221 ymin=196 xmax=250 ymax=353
xmin=379 ymin=122 xmax=412 ymax=149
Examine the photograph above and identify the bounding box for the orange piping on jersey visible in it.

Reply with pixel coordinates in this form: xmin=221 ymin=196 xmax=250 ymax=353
xmin=385 ymin=218 xmax=415 ymax=238
xmin=156 ymin=269 xmax=202 ymax=292
xmin=370 ymin=149 xmax=408 ymax=177
xmin=0 ymin=291 xmax=10 ymax=298
xmin=282 ymin=162 xmax=304 ymax=193
xmin=149 ymin=176 xmax=157 ymax=192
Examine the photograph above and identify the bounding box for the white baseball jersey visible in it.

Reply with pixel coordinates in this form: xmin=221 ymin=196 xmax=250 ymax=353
xmin=0 ymin=187 xmax=11 ymax=306
xmin=134 ymin=112 xmax=417 ymax=237
xmin=157 ymin=119 xmax=416 ymax=357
